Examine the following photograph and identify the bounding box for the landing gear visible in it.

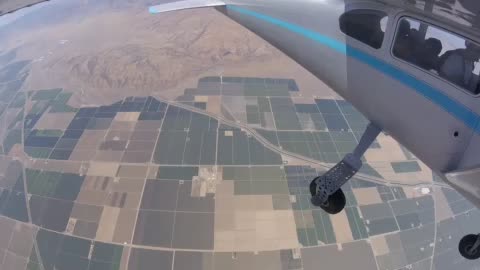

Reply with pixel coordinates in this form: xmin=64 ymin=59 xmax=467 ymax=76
xmin=309 ymin=159 xmax=355 ymax=214
xmin=310 ymin=123 xmax=381 ymax=214
xmin=310 ymin=182 xmax=346 ymax=214
xmin=459 ymin=234 xmax=480 ymax=260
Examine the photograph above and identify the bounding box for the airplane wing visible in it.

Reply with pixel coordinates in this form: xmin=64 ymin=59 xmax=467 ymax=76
xmin=149 ymin=0 xmax=225 ymax=14
xmin=0 ymin=0 xmax=48 ymax=16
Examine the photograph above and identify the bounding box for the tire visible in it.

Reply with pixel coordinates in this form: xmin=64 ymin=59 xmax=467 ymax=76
xmin=459 ymin=234 xmax=480 ymax=260
xmin=320 ymin=188 xmax=346 ymax=215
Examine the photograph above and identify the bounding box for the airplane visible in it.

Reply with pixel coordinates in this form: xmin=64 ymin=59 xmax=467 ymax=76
xmin=146 ymin=0 xmax=480 ymax=260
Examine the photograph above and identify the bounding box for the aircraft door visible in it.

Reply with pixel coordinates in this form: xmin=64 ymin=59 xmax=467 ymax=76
xmin=338 ymin=8 xmax=478 ymax=172
xmin=388 ymin=16 xmax=478 ymax=171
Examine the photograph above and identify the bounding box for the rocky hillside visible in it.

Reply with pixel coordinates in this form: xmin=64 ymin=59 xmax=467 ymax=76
xmin=0 ymin=0 xmax=283 ymax=102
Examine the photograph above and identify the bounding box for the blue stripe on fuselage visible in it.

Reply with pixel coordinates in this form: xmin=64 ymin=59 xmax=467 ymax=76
xmin=227 ymin=5 xmax=480 ymax=133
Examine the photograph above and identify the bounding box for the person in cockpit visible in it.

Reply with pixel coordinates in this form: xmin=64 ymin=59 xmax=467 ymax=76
xmin=438 ymin=41 xmax=480 ymax=94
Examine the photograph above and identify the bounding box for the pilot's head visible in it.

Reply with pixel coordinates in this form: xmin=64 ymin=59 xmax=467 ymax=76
xmin=398 ymin=20 xmax=411 ymax=37
xmin=425 ymin=38 xmax=442 ymax=56
xmin=465 ymin=40 xmax=480 ymax=61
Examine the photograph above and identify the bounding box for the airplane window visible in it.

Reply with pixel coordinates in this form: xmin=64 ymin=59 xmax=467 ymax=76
xmin=393 ymin=17 xmax=480 ymax=95
xmin=339 ymin=9 xmax=388 ymax=49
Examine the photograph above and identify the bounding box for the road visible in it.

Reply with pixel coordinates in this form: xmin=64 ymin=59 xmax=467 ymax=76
xmin=150 ymin=96 xmax=447 ymax=189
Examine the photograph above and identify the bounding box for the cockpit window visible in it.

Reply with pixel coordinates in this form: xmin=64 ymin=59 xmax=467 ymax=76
xmin=339 ymin=9 xmax=388 ymax=49
xmin=393 ymin=17 xmax=480 ymax=95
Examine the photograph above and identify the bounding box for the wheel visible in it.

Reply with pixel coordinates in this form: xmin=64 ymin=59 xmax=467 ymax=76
xmin=459 ymin=234 xmax=480 ymax=260
xmin=319 ymin=188 xmax=346 ymax=214
xmin=309 ymin=177 xmax=346 ymax=214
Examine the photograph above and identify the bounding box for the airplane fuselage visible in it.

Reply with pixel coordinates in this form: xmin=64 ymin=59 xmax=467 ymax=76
xmin=218 ymin=0 xmax=480 ymax=206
